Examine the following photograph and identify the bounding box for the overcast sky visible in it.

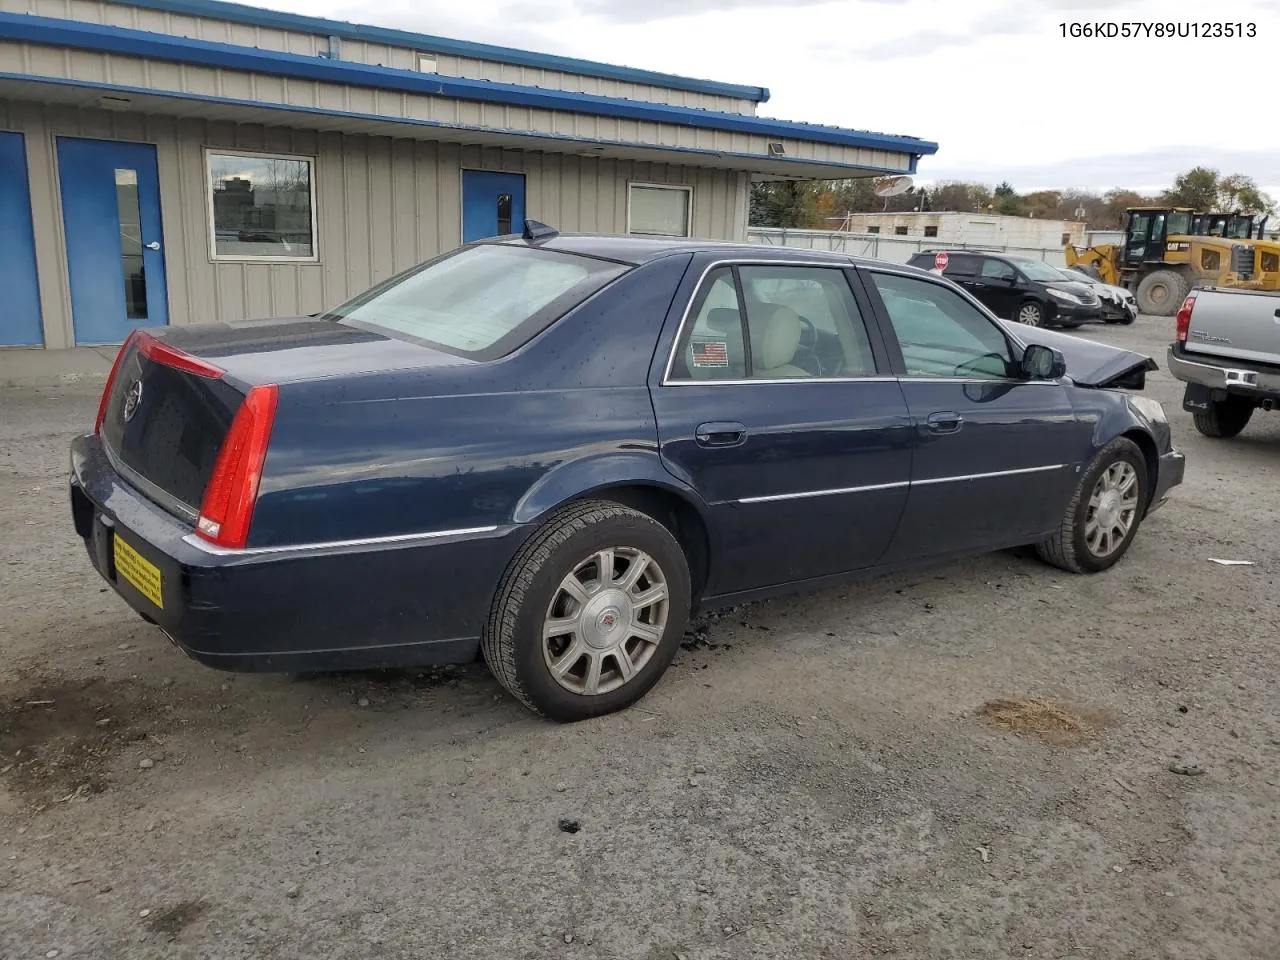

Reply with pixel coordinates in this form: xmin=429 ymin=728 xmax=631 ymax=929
xmin=264 ymin=0 xmax=1278 ymax=197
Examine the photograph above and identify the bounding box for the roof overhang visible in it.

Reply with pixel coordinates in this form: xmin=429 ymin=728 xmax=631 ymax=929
xmin=0 ymin=74 xmax=913 ymax=179
xmin=0 ymin=12 xmax=938 ymax=168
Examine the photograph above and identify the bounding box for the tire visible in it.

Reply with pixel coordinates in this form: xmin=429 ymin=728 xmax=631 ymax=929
xmin=1015 ymin=300 xmax=1045 ymax=327
xmin=1036 ymin=437 xmax=1148 ymax=574
xmin=1192 ymin=396 xmax=1254 ymax=438
xmin=1119 ymin=310 xmax=1137 ymax=325
xmin=482 ymin=499 xmax=691 ymax=721
xmin=1135 ymin=269 xmax=1190 ymax=316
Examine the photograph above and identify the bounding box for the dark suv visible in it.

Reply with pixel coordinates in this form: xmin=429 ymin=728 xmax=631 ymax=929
xmin=906 ymin=251 xmax=1103 ymax=329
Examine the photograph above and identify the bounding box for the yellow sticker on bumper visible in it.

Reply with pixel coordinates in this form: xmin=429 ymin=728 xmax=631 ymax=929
xmin=113 ymin=535 xmax=163 ymax=609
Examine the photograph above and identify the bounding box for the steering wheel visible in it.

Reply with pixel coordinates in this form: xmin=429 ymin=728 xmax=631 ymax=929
xmin=953 ymin=352 xmax=1008 ymax=379
xmin=792 ymin=316 xmax=826 ymax=376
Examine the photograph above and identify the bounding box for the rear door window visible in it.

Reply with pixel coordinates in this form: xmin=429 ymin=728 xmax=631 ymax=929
xmin=942 ymin=253 xmax=980 ymax=277
xmin=670 ymin=267 xmax=747 ymax=381
xmin=979 ymin=258 xmax=1018 ymax=281
xmin=669 ymin=265 xmax=879 ymax=380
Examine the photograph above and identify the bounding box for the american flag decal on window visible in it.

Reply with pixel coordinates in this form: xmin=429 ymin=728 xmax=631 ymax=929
xmin=691 ymin=340 xmax=729 ymax=367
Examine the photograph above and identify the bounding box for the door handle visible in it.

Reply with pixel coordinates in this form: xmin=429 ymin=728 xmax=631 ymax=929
xmin=145 ymin=241 xmax=160 ymax=251
xmin=695 ymin=421 xmax=747 ymax=447
xmin=926 ymin=411 xmax=963 ymax=435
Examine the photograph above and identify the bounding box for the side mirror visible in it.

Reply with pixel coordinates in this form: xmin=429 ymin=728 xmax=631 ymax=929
xmin=1021 ymin=344 xmax=1067 ymax=380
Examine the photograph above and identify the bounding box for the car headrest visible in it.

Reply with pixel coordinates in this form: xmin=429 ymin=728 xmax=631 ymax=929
xmin=704 ymin=307 xmax=741 ymax=332
xmin=754 ymin=305 xmax=803 ymax=370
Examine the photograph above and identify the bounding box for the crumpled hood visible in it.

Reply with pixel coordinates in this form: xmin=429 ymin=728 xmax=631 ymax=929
xmin=998 ymin=321 xmax=1158 ymax=389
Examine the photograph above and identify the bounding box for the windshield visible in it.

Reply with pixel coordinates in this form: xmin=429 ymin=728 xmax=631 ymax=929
xmin=1228 ymin=216 xmax=1253 ymax=239
xmin=1058 ymin=267 xmax=1096 ymax=284
xmin=1009 ymin=258 xmax=1068 ymax=282
xmin=324 ymin=245 xmax=629 ymax=358
xmin=1167 ymin=212 xmax=1192 ymax=236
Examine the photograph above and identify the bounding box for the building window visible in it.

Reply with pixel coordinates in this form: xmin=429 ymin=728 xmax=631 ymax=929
xmin=628 ymin=183 xmax=692 ymax=237
xmin=206 ymin=151 xmax=317 ymax=261
xmin=894 ymin=226 xmax=908 ymax=236
xmin=866 ymin=225 xmax=880 ymax=234
xmin=924 ymin=225 xmax=938 ymax=237
xmin=1061 ymin=232 xmax=1071 ymax=245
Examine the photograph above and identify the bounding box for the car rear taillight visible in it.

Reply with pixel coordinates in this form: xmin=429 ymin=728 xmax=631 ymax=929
xmin=195 ymin=384 xmax=279 ymax=549
xmin=137 ymin=332 xmax=225 ymax=379
xmin=94 ymin=330 xmax=141 ymax=433
xmin=1175 ymin=293 xmax=1197 ymax=344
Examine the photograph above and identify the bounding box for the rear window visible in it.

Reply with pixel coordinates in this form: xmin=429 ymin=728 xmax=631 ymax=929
xmin=323 ymin=244 xmax=629 ymax=359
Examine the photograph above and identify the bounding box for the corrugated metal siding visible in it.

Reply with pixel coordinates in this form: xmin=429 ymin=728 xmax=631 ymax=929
xmin=0 ymin=0 xmax=760 ymax=114
xmin=2 ymin=99 xmax=747 ymax=345
xmin=0 ymin=40 xmax=913 ymax=172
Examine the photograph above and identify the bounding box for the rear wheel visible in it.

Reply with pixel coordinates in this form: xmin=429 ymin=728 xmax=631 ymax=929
xmin=1036 ymin=437 xmax=1148 ymax=574
xmin=1135 ymin=269 xmax=1189 ymax=316
xmin=1192 ymin=396 xmax=1254 ymax=438
xmin=482 ymin=500 xmax=691 ymax=721
xmin=1015 ymin=301 xmax=1045 ymax=327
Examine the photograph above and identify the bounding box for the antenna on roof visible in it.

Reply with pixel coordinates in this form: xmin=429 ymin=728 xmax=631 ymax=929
xmin=522 ymin=219 xmax=558 ymax=242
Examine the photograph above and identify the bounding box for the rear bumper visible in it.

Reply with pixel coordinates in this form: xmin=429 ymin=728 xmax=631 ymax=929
xmin=1166 ymin=345 xmax=1280 ymax=399
xmin=70 ymin=433 xmax=523 ymax=672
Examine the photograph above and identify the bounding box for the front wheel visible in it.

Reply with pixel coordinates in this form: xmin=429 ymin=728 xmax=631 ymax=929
xmin=1135 ymin=269 xmax=1189 ymax=316
xmin=482 ymin=500 xmax=691 ymax=721
xmin=1015 ymin=301 xmax=1045 ymax=327
xmin=1192 ymin=397 xmax=1254 ymax=438
xmin=1036 ymin=438 xmax=1148 ymax=574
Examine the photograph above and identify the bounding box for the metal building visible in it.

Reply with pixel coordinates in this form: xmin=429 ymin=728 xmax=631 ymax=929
xmin=0 ymin=0 xmax=938 ymax=350
xmin=837 ymin=211 xmax=1086 ymax=248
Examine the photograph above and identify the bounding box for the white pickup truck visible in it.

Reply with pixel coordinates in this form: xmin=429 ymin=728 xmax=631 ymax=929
xmin=1167 ymin=287 xmax=1280 ymax=438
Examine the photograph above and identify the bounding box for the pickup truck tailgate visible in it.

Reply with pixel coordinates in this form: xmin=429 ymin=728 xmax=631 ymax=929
xmin=1184 ymin=288 xmax=1280 ymax=366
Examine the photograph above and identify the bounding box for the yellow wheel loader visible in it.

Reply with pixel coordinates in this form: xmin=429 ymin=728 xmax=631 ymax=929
xmin=1065 ymin=207 xmax=1280 ymax=316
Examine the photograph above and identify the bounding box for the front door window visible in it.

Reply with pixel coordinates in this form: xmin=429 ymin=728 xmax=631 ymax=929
xmin=867 ymin=271 xmax=1015 ymax=380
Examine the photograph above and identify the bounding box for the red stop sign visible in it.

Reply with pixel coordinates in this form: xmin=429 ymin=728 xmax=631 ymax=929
xmin=933 ymin=251 xmax=949 ymax=271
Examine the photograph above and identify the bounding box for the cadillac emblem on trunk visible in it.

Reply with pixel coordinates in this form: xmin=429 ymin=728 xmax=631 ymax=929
xmin=122 ymin=379 xmax=143 ymax=422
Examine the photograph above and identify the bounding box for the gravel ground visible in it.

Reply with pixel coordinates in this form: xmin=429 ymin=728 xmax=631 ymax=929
xmin=2 ymin=317 xmax=1278 ymax=960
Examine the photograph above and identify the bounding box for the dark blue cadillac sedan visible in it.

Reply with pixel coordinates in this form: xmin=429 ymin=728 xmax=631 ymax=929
xmin=71 ymin=224 xmax=1184 ymax=721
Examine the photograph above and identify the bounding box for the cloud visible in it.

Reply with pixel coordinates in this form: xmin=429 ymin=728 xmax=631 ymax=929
xmin=853 ymin=0 xmax=1120 ymax=61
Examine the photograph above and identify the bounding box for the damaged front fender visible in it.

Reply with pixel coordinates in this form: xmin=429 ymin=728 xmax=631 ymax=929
xmin=1000 ymin=320 xmax=1158 ymax=389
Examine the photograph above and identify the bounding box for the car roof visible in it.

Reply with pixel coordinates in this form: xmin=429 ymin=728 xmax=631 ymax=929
xmin=485 ymin=232 xmax=870 ymax=267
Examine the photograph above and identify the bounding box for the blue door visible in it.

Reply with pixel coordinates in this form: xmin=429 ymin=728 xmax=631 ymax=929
xmin=57 ymin=138 xmax=168 ymax=345
xmin=462 ymin=170 xmax=525 ymax=243
xmin=0 ymin=132 xmax=43 ymax=346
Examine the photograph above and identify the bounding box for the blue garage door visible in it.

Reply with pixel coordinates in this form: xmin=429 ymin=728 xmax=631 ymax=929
xmin=0 ymin=132 xmax=43 ymax=346
xmin=57 ymin=137 xmax=169 ymax=345
xmin=462 ymin=170 xmax=526 ymax=243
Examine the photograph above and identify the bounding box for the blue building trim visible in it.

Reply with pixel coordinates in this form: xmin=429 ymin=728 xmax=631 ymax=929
xmin=106 ymin=0 xmax=772 ymax=103
xmin=0 ymin=13 xmax=939 ymax=157
xmin=0 ymin=72 xmax=918 ymax=177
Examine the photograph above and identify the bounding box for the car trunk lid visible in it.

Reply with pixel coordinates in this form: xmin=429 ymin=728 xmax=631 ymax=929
xmin=96 ymin=318 xmax=466 ymax=523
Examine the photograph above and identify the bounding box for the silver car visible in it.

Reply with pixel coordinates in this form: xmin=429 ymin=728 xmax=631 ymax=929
xmin=1059 ymin=266 xmax=1138 ymax=324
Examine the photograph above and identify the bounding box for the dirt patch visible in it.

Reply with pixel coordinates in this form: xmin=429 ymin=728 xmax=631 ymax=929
xmin=977 ymin=698 xmax=1105 ymax=747
xmin=146 ymin=900 xmax=209 ymax=938
xmin=0 ymin=674 xmax=162 ymax=809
